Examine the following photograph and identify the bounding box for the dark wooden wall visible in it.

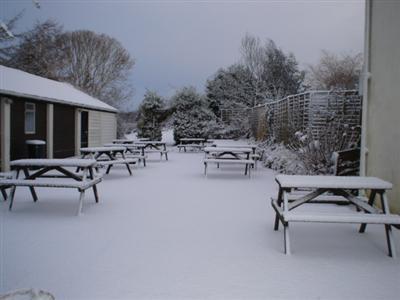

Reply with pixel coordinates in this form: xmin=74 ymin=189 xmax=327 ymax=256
xmin=10 ymin=97 xmax=47 ymax=160
xmin=53 ymin=104 xmax=75 ymax=158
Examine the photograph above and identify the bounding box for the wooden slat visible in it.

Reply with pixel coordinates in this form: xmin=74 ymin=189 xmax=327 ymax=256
xmin=283 ymin=212 xmax=400 ymax=224
xmin=288 ymin=189 xmax=328 ymax=210
xmin=334 ymin=190 xmax=379 ymax=214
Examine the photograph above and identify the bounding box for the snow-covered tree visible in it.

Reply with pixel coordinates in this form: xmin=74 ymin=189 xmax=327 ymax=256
xmin=205 ymin=64 xmax=257 ymax=117
xmin=172 ymin=87 xmax=218 ymax=142
xmin=136 ymin=91 xmax=165 ymax=140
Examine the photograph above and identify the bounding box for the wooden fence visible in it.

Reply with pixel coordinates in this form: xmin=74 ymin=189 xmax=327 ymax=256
xmin=248 ymin=90 xmax=362 ymax=142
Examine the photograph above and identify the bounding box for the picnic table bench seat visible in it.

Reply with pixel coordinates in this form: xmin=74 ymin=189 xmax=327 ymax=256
xmin=0 ymin=177 xmax=101 ymax=190
xmin=272 ymin=205 xmax=400 ymax=225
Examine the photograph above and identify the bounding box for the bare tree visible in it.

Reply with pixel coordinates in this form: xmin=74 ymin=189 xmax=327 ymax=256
xmin=0 ymin=11 xmax=25 ymax=63
xmin=307 ymin=50 xmax=362 ymax=90
xmin=57 ymin=30 xmax=135 ymax=108
xmin=240 ymin=34 xmax=304 ymax=101
xmin=7 ymin=20 xmax=64 ymax=80
xmin=5 ymin=21 xmax=135 ymax=109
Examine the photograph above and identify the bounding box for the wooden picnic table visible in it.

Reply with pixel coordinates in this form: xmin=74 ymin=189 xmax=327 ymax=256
xmin=203 ymin=147 xmax=254 ymax=176
xmin=1 ymin=159 xmax=101 ymax=215
xmin=271 ymin=175 xmax=400 ymax=257
xmin=80 ymin=146 xmax=136 ymax=175
xmin=112 ymin=139 xmax=134 ymax=144
xmin=103 ymin=143 xmax=147 ymax=167
xmin=112 ymin=138 xmax=150 ymax=144
xmin=178 ymin=138 xmax=206 ymax=152
xmin=211 ymin=143 xmax=258 ymax=154
xmin=204 ymin=146 xmax=252 ymax=159
xmin=133 ymin=141 xmax=168 ymax=160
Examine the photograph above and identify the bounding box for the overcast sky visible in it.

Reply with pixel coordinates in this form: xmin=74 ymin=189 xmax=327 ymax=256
xmin=1 ymin=0 xmax=365 ymax=110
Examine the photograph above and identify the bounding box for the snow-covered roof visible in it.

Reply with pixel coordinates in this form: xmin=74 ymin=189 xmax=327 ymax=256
xmin=0 ymin=65 xmax=117 ymax=113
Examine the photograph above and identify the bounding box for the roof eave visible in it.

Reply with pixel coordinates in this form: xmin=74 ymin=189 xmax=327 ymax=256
xmin=0 ymin=89 xmax=118 ymax=113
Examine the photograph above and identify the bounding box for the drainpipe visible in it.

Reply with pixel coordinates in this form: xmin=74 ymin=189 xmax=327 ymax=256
xmin=360 ymin=0 xmax=372 ymax=177
xmin=75 ymin=109 xmax=81 ymax=156
xmin=0 ymin=97 xmax=12 ymax=171
xmin=46 ymin=103 xmax=54 ymax=158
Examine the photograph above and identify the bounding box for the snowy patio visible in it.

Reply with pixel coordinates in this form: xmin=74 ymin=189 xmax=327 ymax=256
xmin=1 ymin=148 xmax=400 ymax=299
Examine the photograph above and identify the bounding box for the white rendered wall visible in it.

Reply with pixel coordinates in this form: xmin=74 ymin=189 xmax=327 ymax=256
xmin=366 ymin=1 xmax=400 ymax=213
xmin=88 ymin=111 xmax=117 ymax=147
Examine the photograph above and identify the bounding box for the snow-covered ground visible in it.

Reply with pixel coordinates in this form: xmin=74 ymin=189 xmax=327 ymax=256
xmin=1 ymin=147 xmax=399 ymax=299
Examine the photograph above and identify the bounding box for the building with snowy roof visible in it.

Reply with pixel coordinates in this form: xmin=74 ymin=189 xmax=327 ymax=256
xmin=0 ymin=65 xmax=118 ymax=171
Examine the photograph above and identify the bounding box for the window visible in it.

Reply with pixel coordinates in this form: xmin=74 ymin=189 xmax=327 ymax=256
xmin=25 ymin=102 xmax=36 ymax=134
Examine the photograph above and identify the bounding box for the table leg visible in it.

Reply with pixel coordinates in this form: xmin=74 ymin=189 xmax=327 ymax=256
xmin=23 ymin=168 xmax=38 ymax=202
xmin=125 ymin=163 xmax=132 ymax=175
xmin=8 ymin=185 xmax=16 ymax=211
xmin=284 ymin=222 xmax=291 ymax=255
xmin=89 ymin=168 xmax=99 ymax=203
xmin=106 ymin=165 xmax=112 ymax=174
xmin=77 ymin=189 xmax=86 ymax=216
xmin=359 ymin=190 xmax=377 ymax=233
xmin=1 ymin=188 xmax=7 ymax=201
xmin=380 ymin=192 xmax=396 ymax=258
xmin=274 ymin=188 xmax=283 ymax=230
xmin=282 ymin=190 xmax=291 ymax=255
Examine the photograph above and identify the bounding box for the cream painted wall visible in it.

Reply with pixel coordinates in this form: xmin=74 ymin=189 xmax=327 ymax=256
xmin=366 ymin=1 xmax=400 ymax=213
xmin=88 ymin=111 xmax=117 ymax=147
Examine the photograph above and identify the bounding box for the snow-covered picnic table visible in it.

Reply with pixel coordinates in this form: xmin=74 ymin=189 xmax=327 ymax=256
xmin=132 ymin=141 xmax=168 ymax=160
xmin=0 ymin=159 xmax=101 ymax=215
xmin=103 ymin=143 xmax=147 ymax=166
xmin=203 ymin=147 xmax=254 ymax=177
xmin=112 ymin=139 xmax=134 ymax=144
xmin=211 ymin=143 xmax=258 ymax=154
xmin=271 ymin=175 xmax=400 ymax=257
xmin=80 ymin=147 xmax=137 ymax=175
xmin=177 ymin=138 xmax=206 ymax=152
xmin=112 ymin=138 xmax=150 ymax=144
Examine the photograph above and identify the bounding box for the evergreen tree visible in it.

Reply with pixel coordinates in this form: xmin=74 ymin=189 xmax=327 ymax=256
xmin=136 ymin=91 xmax=165 ymax=140
xmin=172 ymin=87 xmax=217 ymax=143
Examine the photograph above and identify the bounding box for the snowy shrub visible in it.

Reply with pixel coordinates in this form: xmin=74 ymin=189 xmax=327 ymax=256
xmin=259 ymin=141 xmax=306 ymax=175
xmin=288 ymin=122 xmax=361 ymax=174
xmin=171 ymin=87 xmax=218 ymax=142
xmin=215 ymin=117 xmax=251 ymax=139
xmin=136 ymin=90 xmax=166 ymax=140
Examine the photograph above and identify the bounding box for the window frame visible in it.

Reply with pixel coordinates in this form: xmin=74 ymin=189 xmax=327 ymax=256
xmin=24 ymin=102 xmax=36 ymax=134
